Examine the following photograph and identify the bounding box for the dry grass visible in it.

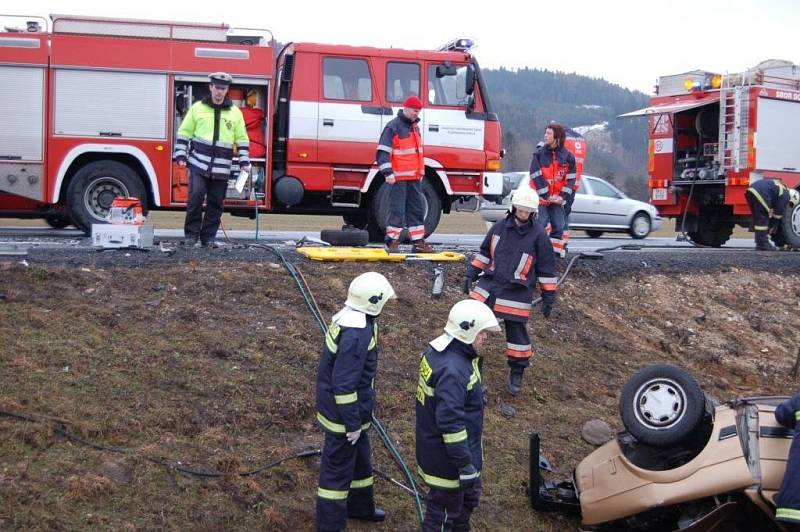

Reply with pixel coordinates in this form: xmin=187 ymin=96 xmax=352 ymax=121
xmin=1 ymin=260 xmax=798 ymax=530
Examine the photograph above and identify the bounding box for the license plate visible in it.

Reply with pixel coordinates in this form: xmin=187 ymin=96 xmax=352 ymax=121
xmin=652 ymin=188 xmax=668 ymax=201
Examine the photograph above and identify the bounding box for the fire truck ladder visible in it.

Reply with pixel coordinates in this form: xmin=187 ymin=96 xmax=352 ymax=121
xmin=717 ymin=84 xmax=749 ymax=174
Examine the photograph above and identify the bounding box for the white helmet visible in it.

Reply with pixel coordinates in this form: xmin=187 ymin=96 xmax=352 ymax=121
xmin=510 ymin=186 xmax=540 ymax=213
xmin=345 ymin=272 xmax=396 ymax=316
xmin=443 ymin=299 xmax=500 ymax=344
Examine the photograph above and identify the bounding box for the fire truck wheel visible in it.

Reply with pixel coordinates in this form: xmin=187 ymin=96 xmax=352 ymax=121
xmin=366 ymin=178 xmax=442 ymax=242
xmin=45 ymin=215 xmax=73 ymax=229
xmin=67 ymin=161 xmax=148 ymax=234
xmin=619 ymin=364 xmax=706 ymax=448
xmin=781 ymin=202 xmax=800 ymax=249
xmin=320 ymin=228 xmax=369 ymax=247
xmin=687 ymin=219 xmax=733 ymax=247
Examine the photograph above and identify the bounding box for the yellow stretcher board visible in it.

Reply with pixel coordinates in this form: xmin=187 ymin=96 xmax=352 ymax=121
xmin=296 ymin=247 xmax=465 ymax=262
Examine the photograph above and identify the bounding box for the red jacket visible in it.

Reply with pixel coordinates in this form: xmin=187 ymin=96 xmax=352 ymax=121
xmin=376 ymin=110 xmax=424 ymax=182
xmin=530 ymin=145 xmax=577 ymax=203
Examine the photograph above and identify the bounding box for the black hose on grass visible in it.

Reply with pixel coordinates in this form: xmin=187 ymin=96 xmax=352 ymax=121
xmin=0 ymin=408 xmax=320 ymax=478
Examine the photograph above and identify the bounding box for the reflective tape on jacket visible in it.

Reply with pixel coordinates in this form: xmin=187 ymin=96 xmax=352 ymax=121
xmin=316 ymin=412 xmax=371 ymax=434
xmin=325 ymin=321 xmax=377 ymax=354
xmin=442 ymin=429 xmax=468 ymax=444
xmin=418 ymin=467 xmax=460 ymax=489
xmin=334 ymin=391 xmax=358 ymax=405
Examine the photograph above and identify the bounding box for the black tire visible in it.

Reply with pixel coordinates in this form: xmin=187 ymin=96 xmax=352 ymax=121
xmin=619 ymin=364 xmax=706 ymax=448
xmin=342 ymin=213 xmax=368 ymax=230
xmin=45 ymin=214 xmax=73 ymax=229
xmin=320 ymin=228 xmax=369 ymax=247
xmin=585 ymin=230 xmax=604 ymax=238
xmin=365 ymin=178 xmax=443 ymax=243
xmin=687 ymin=217 xmax=734 ymax=247
xmin=629 ymin=212 xmax=652 ymax=239
xmin=781 ymin=202 xmax=800 ymax=248
xmin=66 ymin=161 xmax=148 ymax=234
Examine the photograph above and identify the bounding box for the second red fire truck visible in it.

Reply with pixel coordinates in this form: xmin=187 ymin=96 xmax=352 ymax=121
xmin=0 ymin=14 xmax=503 ymax=239
xmin=621 ymin=59 xmax=800 ymax=247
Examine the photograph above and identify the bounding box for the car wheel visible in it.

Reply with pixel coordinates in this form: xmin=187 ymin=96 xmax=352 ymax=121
xmin=629 ymin=212 xmax=651 ymax=239
xmin=320 ymin=228 xmax=369 ymax=247
xmin=619 ymin=364 xmax=705 ymax=448
xmin=585 ymin=230 xmax=604 ymax=238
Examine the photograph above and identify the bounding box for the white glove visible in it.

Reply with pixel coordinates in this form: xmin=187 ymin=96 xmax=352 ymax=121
xmin=385 ymin=174 xmax=396 ymax=184
xmin=346 ymin=429 xmax=362 ymax=445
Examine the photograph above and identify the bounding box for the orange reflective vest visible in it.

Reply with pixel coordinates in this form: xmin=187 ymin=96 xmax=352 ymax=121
xmin=376 ymin=111 xmax=424 ymax=182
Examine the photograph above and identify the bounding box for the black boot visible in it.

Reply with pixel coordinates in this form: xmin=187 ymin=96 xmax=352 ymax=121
xmin=349 ymin=508 xmax=386 ymax=522
xmin=507 ymin=367 xmax=524 ymax=395
xmin=755 ymin=231 xmax=777 ymax=251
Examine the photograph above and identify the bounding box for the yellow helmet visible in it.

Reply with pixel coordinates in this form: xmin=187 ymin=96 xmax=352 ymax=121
xmin=443 ymin=299 xmax=500 ymax=344
xmin=345 ymin=272 xmax=396 ymax=316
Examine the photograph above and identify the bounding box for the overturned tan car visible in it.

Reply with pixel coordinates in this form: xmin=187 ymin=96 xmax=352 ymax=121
xmin=532 ymin=364 xmax=793 ymax=530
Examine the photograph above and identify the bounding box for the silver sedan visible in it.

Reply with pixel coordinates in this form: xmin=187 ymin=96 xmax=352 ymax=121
xmin=480 ymin=173 xmax=662 ymax=239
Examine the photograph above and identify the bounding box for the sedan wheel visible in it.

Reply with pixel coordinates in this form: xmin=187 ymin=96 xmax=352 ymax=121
xmin=629 ymin=212 xmax=651 ymax=239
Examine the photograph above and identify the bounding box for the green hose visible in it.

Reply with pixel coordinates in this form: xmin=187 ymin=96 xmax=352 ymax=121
xmin=255 ymin=244 xmax=425 ymax=523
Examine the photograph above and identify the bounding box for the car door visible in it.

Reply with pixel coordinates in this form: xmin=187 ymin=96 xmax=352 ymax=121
xmin=568 ymin=178 xmax=593 ymax=226
xmin=585 ymin=177 xmax=628 ymax=228
xmin=317 ymin=56 xmax=382 ymax=166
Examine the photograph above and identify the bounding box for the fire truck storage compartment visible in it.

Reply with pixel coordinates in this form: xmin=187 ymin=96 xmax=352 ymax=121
xmin=54 ymin=69 xmax=167 ymax=138
xmin=673 ymin=103 xmax=720 ymax=182
xmin=755 ymin=97 xmax=800 ymax=173
xmin=172 ymin=80 xmax=268 ymax=202
xmin=0 ymin=65 xmax=45 ymax=201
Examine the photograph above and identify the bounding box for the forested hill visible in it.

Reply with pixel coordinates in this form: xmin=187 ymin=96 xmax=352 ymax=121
xmin=482 ymin=67 xmax=651 ymax=199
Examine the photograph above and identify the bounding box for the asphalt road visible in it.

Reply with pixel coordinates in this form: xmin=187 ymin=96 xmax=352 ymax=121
xmin=0 ymin=226 xmax=757 ymax=254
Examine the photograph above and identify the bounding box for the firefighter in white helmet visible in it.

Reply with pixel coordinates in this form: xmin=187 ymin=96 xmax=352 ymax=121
xmin=315 ymin=272 xmax=396 ymax=531
xmin=464 ymin=185 xmax=558 ymax=395
xmin=416 ymin=299 xmax=500 ymax=531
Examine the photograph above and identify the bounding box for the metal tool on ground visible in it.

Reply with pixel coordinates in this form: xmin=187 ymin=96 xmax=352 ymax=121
xmin=432 ymin=267 xmax=445 ymax=298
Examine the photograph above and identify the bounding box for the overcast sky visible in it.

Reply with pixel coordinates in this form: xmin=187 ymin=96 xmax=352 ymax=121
xmin=10 ymin=0 xmax=799 ymax=94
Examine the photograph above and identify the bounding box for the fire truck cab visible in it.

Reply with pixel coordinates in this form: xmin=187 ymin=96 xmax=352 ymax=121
xmin=621 ymin=60 xmax=800 ymax=247
xmin=0 ymin=14 xmax=503 ymax=239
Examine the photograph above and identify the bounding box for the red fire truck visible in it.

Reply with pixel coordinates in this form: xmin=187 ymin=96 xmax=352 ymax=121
xmin=620 ymin=60 xmax=800 ymax=246
xmin=0 ymin=14 xmax=503 ymax=239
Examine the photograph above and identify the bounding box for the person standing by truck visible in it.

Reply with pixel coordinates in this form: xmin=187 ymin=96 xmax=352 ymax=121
xmin=529 ymin=123 xmax=577 ymax=258
xmin=375 ymin=95 xmax=433 ymax=253
xmin=744 ymin=179 xmax=798 ymax=251
xmin=173 ymin=72 xmax=250 ymax=248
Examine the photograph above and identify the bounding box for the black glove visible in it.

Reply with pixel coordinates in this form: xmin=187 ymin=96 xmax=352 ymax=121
xmin=768 ymin=218 xmax=780 ymax=235
xmin=458 ymin=463 xmax=478 ymax=489
xmin=541 ymin=301 xmax=553 ymax=318
xmin=463 ymin=265 xmax=480 ymax=295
